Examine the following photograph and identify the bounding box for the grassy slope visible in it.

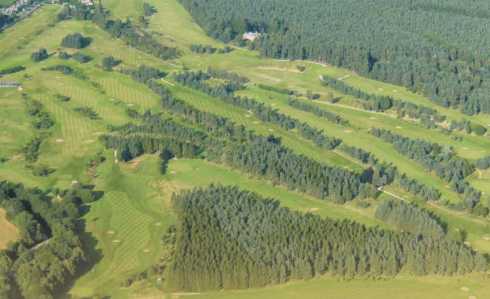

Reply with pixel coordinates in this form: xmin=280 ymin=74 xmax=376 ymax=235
xmin=184 ymin=275 xmax=490 ymax=299
xmin=0 ymin=1 xmax=489 ymax=298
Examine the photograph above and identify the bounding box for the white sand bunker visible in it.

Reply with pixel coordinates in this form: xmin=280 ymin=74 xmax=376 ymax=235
xmin=268 ymin=128 xmax=274 ymax=132
xmin=143 ymin=249 xmax=151 ymax=253
xmin=112 ymin=239 xmax=121 ymax=243
xmin=344 ymin=129 xmax=353 ymax=133
xmin=170 ymin=171 xmax=177 ymax=175
xmin=460 ymin=287 xmax=469 ymax=292
xmin=154 ymin=222 xmax=162 ymax=226
xmin=55 ymin=139 xmax=64 ymax=143
xmin=107 ymin=230 xmax=115 ymax=235
xmin=396 ymin=126 xmax=403 ymax=129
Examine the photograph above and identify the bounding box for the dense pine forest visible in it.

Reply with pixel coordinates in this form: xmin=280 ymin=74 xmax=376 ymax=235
xmin=168 ymin=185 xmax=487 ymax=291
xmin=180 ymin=0 xmax=490 ymax=115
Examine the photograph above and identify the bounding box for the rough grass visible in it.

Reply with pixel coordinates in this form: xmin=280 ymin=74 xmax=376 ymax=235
xmin=0 ymin=208 xmax=18 ymax=250
xmin=180 ymin=275 xmax=490 ymax=299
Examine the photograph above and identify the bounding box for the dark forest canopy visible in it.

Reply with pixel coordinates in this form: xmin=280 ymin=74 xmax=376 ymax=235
xmin=180 ymin=0 xmax=490 ymax=115
xmin=0 ymin=181 xmax=101 ymax=299
xmin=375 ymin=199 xmax=445 ymax=238
xmin=167 ymin=185 xmax=487 ymax=291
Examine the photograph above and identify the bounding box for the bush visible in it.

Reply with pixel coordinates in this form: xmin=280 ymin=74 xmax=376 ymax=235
xmin=475 ymin=156 xmax=490 ymax=169
xmin=32 ymin=165 xmax=55 ymax=177
xmin=72 ymin=52 xmax=92 ymax=63
xmin=0 ymin=65 xmax=25 ymax=75
xmin=143 ymin=2 xmax=157 ymax=16
xmin=61 ymin=33 xmax=91 ymax=49
xmin=471 ymin=123 xmax=487 ymax=136
xmin=74 ymin=106 xmax=99 ymax=120
xmin=31 ymin=48 xmax=48 ymax=62
xmin=42 ymin=64 xmax=74 ymax=75
xmin=55 ymin=94 xmax=71 ymax=102
xmin=58 ymin=51 xmax=71 ymax=60
xmin=101 ymin=56 xmax=121 ymax=71
xmin=472 ymin=204 xmax=490 ymax=217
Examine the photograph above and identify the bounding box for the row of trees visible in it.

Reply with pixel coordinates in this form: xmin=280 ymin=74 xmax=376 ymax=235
xmin=375 ymin=199 xmax=445 ymax=238
xmin=174 ymin=70 xmax=342 ymax=149
xmin=24 ymin=95 xmax=54 ymax=130
xmin=339 ymin=144 xmax=441 ymax=201
xmin=106 ymin=76 xmax=372 ymax=203
xmin=321 ymin=75 xmax=446 ymax=128
xmin=190 ymin=44 xmax=233 ymax=54
xmin=398 ymin=174 xmax=441 ymax=202
xmin=174 ymin=69 xmax=246 ymax=96
xmin=167 ymin=185 xmax=487 ymax=291
xmin=122 ymin=65 xmax=166 ymax=83
xmin=287 ymin=97 xmax=349 ymax=126
xmin=0 ymin=181 xmax=101 ymax=299
xmin=0 ymin=65 xmax=25 ymax=76
xmin=179 ymin=0 xmax=490 ymax=115
xmin=371 ymin=128 xmax=481 ymax=208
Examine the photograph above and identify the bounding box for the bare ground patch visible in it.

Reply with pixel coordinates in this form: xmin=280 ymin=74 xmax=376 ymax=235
xmin=0 ymin=208 xmax=19 ymax=249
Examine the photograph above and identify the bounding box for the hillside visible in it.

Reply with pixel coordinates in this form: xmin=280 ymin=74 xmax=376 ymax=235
xmin=0 ymin=0 xmax=489 ymax=298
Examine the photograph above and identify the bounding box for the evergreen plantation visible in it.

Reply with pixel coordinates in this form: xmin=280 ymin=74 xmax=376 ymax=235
xmin=180 ymin=0 xmax=490 ymax=115
xmin=168 ymin=185 xmax=486 ymax=291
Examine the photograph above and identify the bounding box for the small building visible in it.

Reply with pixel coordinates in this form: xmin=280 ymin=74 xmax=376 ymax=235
xmin=242 ymin=32 xmax=260 ymax=42
xmin=80 ymin=0 xmax=94 ymax=6
xmin=0 ymin=81 xmax=21 ymax=88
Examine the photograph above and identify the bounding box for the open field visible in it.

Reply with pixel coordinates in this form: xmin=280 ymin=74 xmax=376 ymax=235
xmin=181 ymin=275 xmax=490 ymax=299
xmin=1 ymin=0 xmax=490 ymax=298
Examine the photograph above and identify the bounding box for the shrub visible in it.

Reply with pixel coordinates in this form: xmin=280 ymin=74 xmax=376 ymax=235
xmin=61 ymin=33 xmax=91 ymax=49
xmin=101 ymin=56 xmax=121 ymax=71
xmin=72 ymin=52 xmax=92 ymax=63
xmin=31 ymin=48 xmax=48 ymax=62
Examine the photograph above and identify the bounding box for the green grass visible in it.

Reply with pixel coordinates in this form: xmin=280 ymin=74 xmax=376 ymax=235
xmin=182 ymin=275 xmax=490 ymax=299
xmin=70 ymin=155 xmax=175 ymax=298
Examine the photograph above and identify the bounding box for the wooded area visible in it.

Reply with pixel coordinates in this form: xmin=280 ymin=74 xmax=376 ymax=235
xmin=180 ymin=0 xmax=490 ymax=115
xmin=167 ymin=185 xmax=487 ymax=291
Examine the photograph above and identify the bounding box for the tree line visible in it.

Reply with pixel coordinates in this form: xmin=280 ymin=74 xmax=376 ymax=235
xmin=179 ymin=0 xmax=490 ymax=115
xmin=321 ymin=75 xmax=447 ymax=129
xmin=103 ymin=72 xmax=374 ymax=203
xmin=371 ymin=128 xmax=481 ymax=208
xmin=174 ymin=70 xmax=342 ymax=150
xmin=190 ymin=44 xmax=233 ymax=54
xmin=166 ymin=185 xmax=487 ymax=291
xmin=0 ymin=181 xmax=101 ymax=299
xmin=375 ymin=199 xmax=445 ymax=238
xmin=339 ymin=144 xmax=441 ymax=202
xmin=287 ymin=97 xmax=349 ymax=126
